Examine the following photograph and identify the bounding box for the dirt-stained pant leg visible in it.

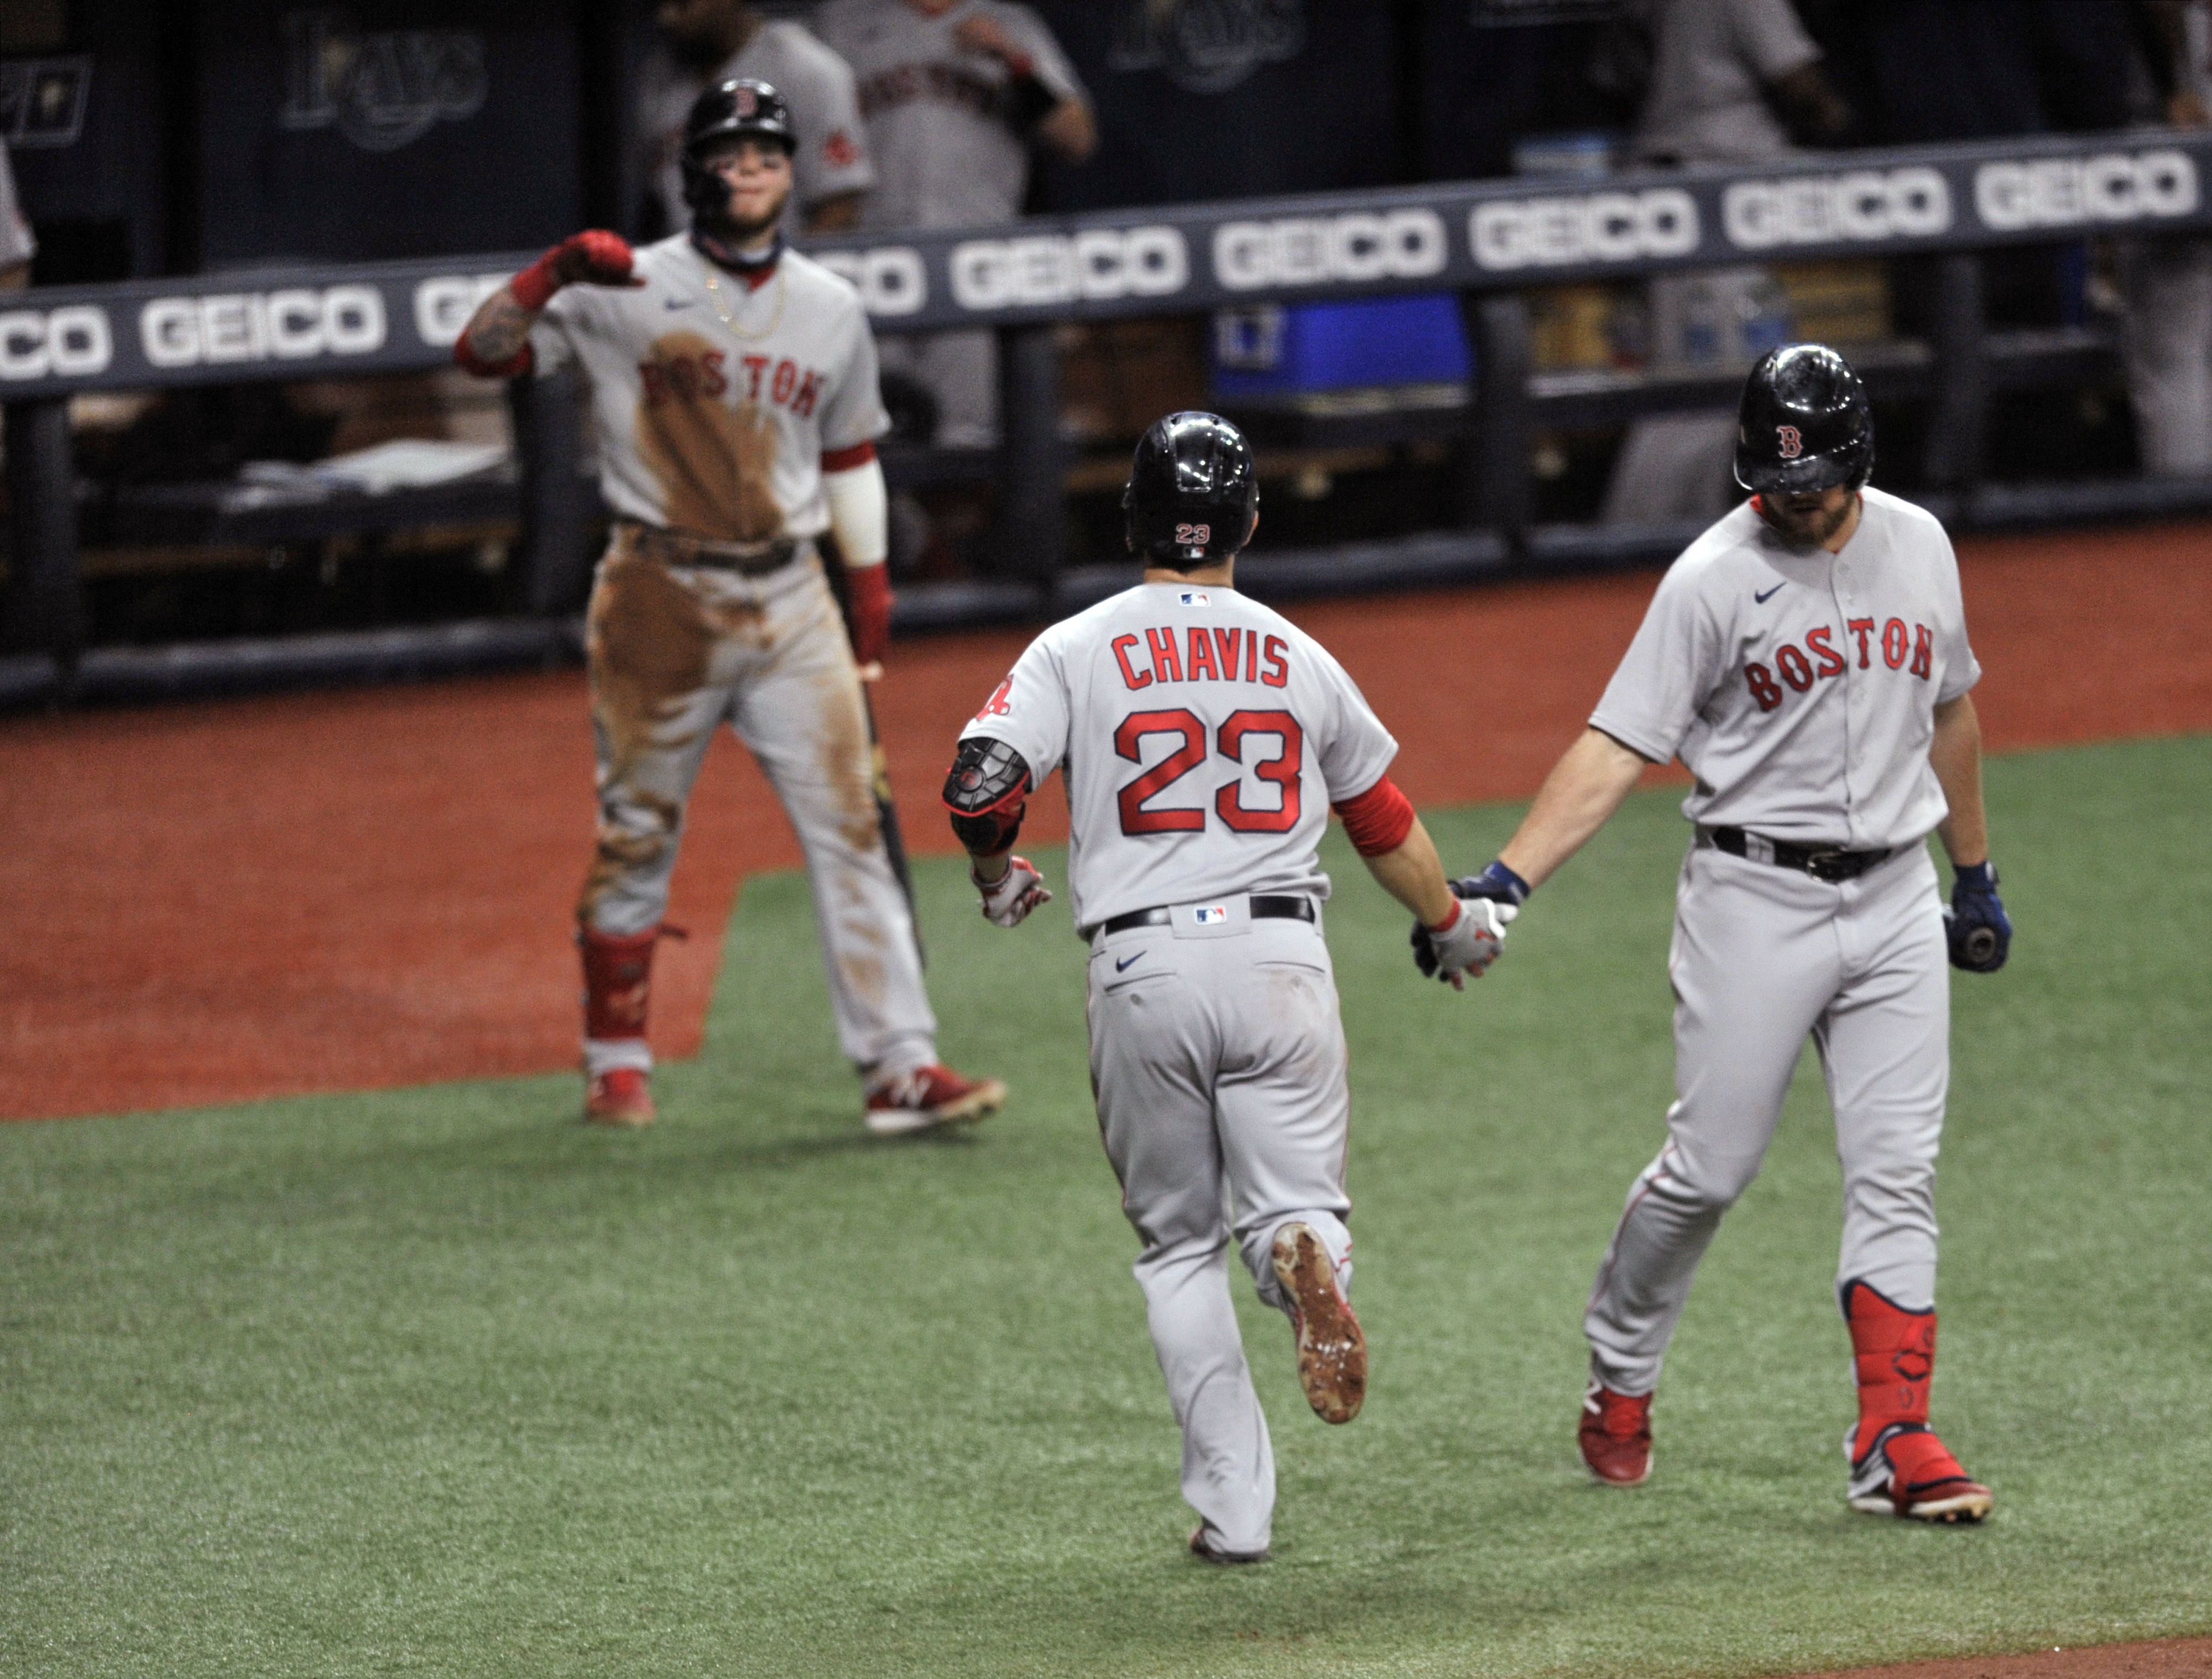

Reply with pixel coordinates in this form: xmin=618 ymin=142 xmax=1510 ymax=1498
xmin=727 ymin=561 xmax=937 ymax=1079
xmin=580 ymin=536 xmax=740 ymax=943
xmin=1818 ymin=849 xmax=1948 ymax=1312
xmin=1584 ymin=848 xmax=1840 ymax=1395
xmin=1089 ymin=911 xmax=1355 ymax=1557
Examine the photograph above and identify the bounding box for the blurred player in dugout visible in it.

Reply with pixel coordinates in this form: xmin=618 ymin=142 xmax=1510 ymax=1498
xmin=816 ymin=0 xmax=1095 ymax=453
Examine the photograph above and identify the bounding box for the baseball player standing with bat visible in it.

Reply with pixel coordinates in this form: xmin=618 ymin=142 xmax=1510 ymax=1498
xmin=1445 ymin=346 xmax=2010 ymax=1522
xmin=456 ymin=78 xmax=1003 ymax=1135
xmin=943 ymin=413 xmax=1513 ymax=1562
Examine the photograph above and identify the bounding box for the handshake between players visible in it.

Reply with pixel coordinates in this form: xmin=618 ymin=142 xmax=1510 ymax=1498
xmin=941 ymin=354 xmax=2010 ymax=1560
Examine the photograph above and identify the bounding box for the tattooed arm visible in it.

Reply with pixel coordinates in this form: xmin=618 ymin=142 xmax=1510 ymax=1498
xmin=455 ymin=231 xmax=642 ymax=378
xmin=458 ymin=286 xmax=540 ymax=374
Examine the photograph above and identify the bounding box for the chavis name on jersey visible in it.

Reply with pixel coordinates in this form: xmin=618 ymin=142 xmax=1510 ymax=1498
xmin=1112 ymin=625 xmax=1290 ymax=690
xmin=1745 ymin=616 xmax=1934 ymax=712
xmin=638 ymin=347 xmax=827 ymax=416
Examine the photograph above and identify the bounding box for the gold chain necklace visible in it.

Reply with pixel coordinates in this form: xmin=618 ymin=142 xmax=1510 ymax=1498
xmin=700 ymin=253 xmax=787 ymax=342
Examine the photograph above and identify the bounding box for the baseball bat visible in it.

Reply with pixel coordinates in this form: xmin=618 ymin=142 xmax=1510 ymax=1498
xmin=818 ymin=533 xmax=926 ymax=969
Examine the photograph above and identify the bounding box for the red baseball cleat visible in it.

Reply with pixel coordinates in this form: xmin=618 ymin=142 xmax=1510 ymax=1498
xmin=1579 ymin=1378 xmax=1653 ymax=1485
xmin=585 ymin=1067 xmax=655 ymax=1127
xmin=864 ymin=1063 xmax=1006 ymax=1135
xmin=1271 ymin=1222 xmax=1366 ymax=1424
xmin=1846 ymin=1422 xmax=1994 ymax=1522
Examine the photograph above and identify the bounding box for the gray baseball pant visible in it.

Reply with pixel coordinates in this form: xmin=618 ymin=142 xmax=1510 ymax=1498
xmin=1087 ymin=903 xmax=1355 ymax=1558
xmin=578 ymin=535 xmax=937 ymax=1081
xmin=1585 ymin=843 xmax=1949 ymax=1395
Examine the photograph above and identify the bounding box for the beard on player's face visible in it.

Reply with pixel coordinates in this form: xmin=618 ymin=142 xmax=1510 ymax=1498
xmin=1764 ymin=483 xmax=1856 ymax=548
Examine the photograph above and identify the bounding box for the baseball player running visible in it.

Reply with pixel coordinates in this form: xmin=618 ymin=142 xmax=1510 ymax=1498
xmin=456 ymin=79 xmax=1003 ymax=1135
xmin=1447 ymin=346 xmax=2011 ymax=1522
xmin=944 ymin=413 xmax=1512 ymax=1562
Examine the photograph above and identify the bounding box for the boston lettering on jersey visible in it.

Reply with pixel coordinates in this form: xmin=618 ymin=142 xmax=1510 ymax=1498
xmin=1110 ymin=626 xmax=1290 ymax=691
xmin=1745 ymin=615 xmax=1935 ymax=712
xmin=638 ymin=347 xmax=827 ymax=417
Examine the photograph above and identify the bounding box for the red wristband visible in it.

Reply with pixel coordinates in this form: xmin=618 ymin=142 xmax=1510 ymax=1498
xmin=509 ymin=249 xmax=563 ymax=313
xmin=847 ymin=562 xmax=893 ymax=667
xmin=1333 ymin=776 xmax=1417 ymax=858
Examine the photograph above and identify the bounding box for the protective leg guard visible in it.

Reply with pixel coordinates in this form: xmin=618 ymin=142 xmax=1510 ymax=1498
xmin=580 ymin=926 xmax=661 ymax=1125
xmin=1841 ymin=1280 xmax=1992 ymax=1522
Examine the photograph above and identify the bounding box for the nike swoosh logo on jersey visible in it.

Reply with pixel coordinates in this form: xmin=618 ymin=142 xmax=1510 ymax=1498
xmin=1115 ymin=951 xmax=1145 ymax=973
xmin=1755 ymin=582 xmax=1787 ymax=603
xmin=664 ymin=296 xmax=692 ymax=310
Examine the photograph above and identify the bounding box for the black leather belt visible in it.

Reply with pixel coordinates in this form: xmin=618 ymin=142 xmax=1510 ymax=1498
xmin=1084 ymin=894 xmax=1315 ymax=941
xmin=619 ymin=522 xmax=800 ymax=576
xmin=1698 ymin=825 xmax=1892 ymax=883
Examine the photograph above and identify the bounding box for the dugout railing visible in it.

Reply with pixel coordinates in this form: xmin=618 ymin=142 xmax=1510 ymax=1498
xmin=7 ymin=128 xmax=2212 ymax=705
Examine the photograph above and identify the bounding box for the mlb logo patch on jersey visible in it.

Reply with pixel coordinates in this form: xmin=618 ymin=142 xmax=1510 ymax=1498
xmin=1178 ymin=591 xmax=1211 ymax=608
xmin=1190 ymin=904 xmax=1230 ymax=925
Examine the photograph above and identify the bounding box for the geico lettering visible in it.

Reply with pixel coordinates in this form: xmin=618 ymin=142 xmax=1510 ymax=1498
xmin=951 ymin=226 xmax=1187 ymax=309
xmin=1469 ymin=189 xmax=1698 ymax=271
xmin=814 ymin=247 xmax=928 ymax=316
xmin=1976 ymin=149 xmax=2198 ymax=231
xmin=140 ymin=285 xmax=387 ymax=369
xmin=413 ymin=274 xmax=508 ymax=347
xmin=1724 ymin=166 xmax=1950 ymax=251
xmin=1213 ymin=208 xmax=1446 ymax=291
xmin=0 ymin=305 xmax=114 ymax=380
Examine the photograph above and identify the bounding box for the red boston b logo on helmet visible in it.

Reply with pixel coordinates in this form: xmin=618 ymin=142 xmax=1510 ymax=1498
xmin=734 ymin=86 xmax=759 ymax=118
xmin=1777 ymin=425 xmax=1804 ymax=458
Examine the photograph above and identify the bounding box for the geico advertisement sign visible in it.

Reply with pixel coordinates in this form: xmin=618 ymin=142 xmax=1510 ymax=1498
xmin=1975 ymin=148 xmax=2198 ymax=230
xmin=1724 ymin=166 xmax=1951 ymax=249
xmin=141 ymin=286 xmax=387 ymax=367
xmin=0 ymin=305 xmax=114 ymax=379
xmin=1213 ymin=210 xmax=1446 ymax=289
xmin=1470 ymin=189 xmax=1698 ymax=270
xmin=814 ymin=247 xmax=929 ymax=316
xmin=951 ymin=227 xmax=1187 ymax=309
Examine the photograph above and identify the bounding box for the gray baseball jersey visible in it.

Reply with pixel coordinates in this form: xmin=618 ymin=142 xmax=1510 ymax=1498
xmin=636 ymin=20 xmax=876 ymax=237
xmin=1578 ymin=486 xmax=1983 ymax=1406
xmin=965 ymin=577 xmax=1398 ymax=1555
xmin=531 ymin=237 xmax=888 ymax=542
xmin=1589 ymin=486 xmax=1981 ymax=850
xmin=1635 ymin=0 xmax=1822 ymax=165
xmin=960 ymin=581 xmax=1399 ymax=931
xmin=814 ymin=0 xmax=1085 ymax=231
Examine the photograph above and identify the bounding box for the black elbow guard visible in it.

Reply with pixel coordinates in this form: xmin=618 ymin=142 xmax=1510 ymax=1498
xmin=944 ymin=736 xmax=1032 ymax=856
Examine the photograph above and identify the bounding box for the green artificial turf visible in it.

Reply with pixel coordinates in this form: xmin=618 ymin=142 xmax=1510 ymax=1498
xmin=4 ymin=735 xmax=2208 ymax=1678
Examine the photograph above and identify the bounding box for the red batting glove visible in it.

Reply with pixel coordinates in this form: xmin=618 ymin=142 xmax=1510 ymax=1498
xmin=510 ymin=231 xmax=642 ymax=311
xmin=847 ymin=562 xmax=893 ymax=669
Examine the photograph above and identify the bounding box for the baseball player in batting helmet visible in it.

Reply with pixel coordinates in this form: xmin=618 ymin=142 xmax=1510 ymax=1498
xmin=943 ymin=412 xmax=1511 ymax=1561
xmin=1448 ymin=343 xmax=2009 ymax=1521
xmin=452 ymin=78 xmax=1003 ymax=1135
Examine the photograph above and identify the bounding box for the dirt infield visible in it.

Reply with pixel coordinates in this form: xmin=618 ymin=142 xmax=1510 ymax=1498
xmin=4 ymin=518 xmax=2209 ymax=1125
